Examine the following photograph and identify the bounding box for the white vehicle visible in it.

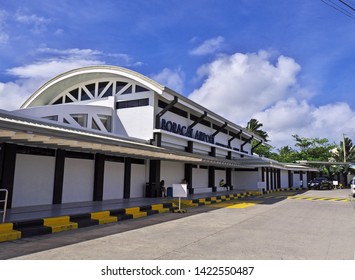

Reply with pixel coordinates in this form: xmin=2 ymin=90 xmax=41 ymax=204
xmin=350 ymin=177 xmax=355 ymax=198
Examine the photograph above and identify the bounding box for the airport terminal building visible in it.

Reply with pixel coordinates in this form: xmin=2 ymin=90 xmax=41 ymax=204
xmin=0 ymin=66 xmax=314 ymax=209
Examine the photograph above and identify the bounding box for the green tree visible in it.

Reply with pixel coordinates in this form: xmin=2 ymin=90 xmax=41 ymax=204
xmin=276 ymin=145 xmax=299 ymax=163
xmin=246 ymin=118 xmax=269 ymax=142
xmin=293 ymin=134 xmax=336 ymax=161
xmin=330 ymin=137 xmax=355 ymax=185
xmin=246 ymin=118 xmax=272 ymax=157
xmin=330 ymin=137 xmax=355 ymax=163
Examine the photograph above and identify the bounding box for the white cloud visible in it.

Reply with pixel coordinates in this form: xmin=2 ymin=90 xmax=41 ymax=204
xmin=188 ymin=50 xmax=355 ymax=148
xmin=7 ymin=58 xmax=103 ymax=79
xmin=150 ymin=68 xmax=185 ymax=93
xmin=0 ymin=47 xmax=144 ymax=110
xmin=0 ymin=48 xmax=105 ymax=110
xmin=0 ymin=81 xmax=28 ymax=110
xmin=14 ymin=10 xmax=50 ymax=34
xmin=189 ymin=50 xmax=305 ymax=124
xmin=190 ymin=36 xmax=224 ymax=56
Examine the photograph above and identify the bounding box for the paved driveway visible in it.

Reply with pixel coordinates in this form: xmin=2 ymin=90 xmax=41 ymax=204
xmin=3 ymin=189 xmax=355 ymax=260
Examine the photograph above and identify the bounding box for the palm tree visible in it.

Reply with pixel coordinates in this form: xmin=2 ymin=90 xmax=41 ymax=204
xmin=330 ymin=137 xmax=355 ymax=186
xmin=330 ymin=137 xmax=355 ymax=163
xmin=246 ymin=118 xmax=269 ymax=142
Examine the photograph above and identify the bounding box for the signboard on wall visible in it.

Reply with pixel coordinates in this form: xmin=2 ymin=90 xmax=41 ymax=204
xmin=161 ymin=119 xmax=215 ymax=144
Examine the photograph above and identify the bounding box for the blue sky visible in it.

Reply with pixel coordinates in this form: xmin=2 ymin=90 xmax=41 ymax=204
xmin=0 ymin=0 xmax=354 ymax=148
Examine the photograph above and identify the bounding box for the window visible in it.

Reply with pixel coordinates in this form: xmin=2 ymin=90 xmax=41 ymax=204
xmin=136 ymin=85 xmax=149 ymax=92
xmin=85 ymin=83 xmax=96 ymax=97
xmin=190 ymin=114 xmax=211 ymax=127
xmin=158 ymin=100 xmax=188 ymax=118
xmin=98 ymin=115 xmax=112 ymax=132
xmin=65 ymin=95 xmax=73 ymax=103
xmin=121 ymin=85 xmax=132 ymax=95
xmin=53 ymin=97 xmax=63 ymax=105
xmin=102 ymin=84 xmax=113 ymax=98
xmin=69 ymin=88 xmax=79 ymax=100
xmin=116 ymin=81 xmax=128 ymax=93
xmin=91 ymin=118 xmax=100 ymax=130
xmin=116 ymin=98 xmax=149 ymax=109
xmin=70 ymin=114 xmax=88 ymax=127
xmin=212 ymin=123 xmax=227 ymax=134
xmin=98 ymin=82 xmax=109 ymax=95
xmin=81 ymin=91 xmax=91 ymax=101
xmin=43 ymin=115 xmax=58 ymax=122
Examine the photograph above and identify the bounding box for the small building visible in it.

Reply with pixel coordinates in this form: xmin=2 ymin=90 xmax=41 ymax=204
xmin=0 ymin=66 xmax=315 ymax=209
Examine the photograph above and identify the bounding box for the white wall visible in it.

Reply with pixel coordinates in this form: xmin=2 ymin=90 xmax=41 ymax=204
xmin=116 ymin=105 xmax=154 ymax=140
xmin=103 ymin=161 xmax=124 ymax=200
xmin=215 ymin=169 xmax=226 ymax=186
xmin=192 ymin=167 xmax=208 ymax=189
xmin=161 ymin=133 xmax=187 ymax=151
xmin=234 ymin=171 xmax=258 ymax=190
xmin=12 ymin=154 xmax=55 ymax=208
xmin=62 ymin=158 xmax=95 ymax=203
xmin=130 ymin=164 xmax=146 ymax=198
xmin=281 ymin=170 xmax=289 ymax=189
xmin=293 ymin=173 xmax=302 ymax=188
xmin=161 ymin=161 xmax=184 ymax=189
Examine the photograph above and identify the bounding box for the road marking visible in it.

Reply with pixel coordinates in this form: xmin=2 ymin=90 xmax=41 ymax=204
xmin=287 ymin=196 xmax=349 ymax=202
xmin=207 ymin=201 xmax=259 ymax=209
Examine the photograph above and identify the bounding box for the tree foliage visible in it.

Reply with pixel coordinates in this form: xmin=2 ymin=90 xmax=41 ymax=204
xmin=245 ymin=119 xmax=342 ymax=164
xmin=292 ymin=134 xmax=336 ymax=162
xmin=246 ymin=118 xmax=269 ymax=142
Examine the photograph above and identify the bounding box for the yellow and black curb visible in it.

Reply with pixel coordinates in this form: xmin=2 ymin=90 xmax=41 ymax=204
xmin=173 ymin=191 xmax=261 ymax=208
xmin=0 ymin=188 xmax=308 ymax=243
xmin=265 ymin=187 xmax=307 ymax=194
xmin=0 ymin=202 xmax=175 ymax=243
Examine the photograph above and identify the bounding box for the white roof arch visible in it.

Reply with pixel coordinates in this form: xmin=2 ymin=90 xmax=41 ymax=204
xmin=21 ymin=65 xmax=165 ymax=108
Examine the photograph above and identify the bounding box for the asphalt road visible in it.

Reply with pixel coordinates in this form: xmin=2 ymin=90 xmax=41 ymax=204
xmin=1 ymin=189 xmax=355 ymax=260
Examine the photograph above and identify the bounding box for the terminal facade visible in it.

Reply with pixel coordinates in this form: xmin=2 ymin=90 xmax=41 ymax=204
xmin=0 ymin=66 xmax=315 ymax=209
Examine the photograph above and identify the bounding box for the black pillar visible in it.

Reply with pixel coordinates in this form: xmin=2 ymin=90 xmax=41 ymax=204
xmin=226 ymin=168 xmax=232 ymax=187
xmin=124 ymin=157 xmax=132 ymax=199
xmin=270 ymin=168 xmax=274 ymax=190
xmin=227 ymin=151 xmax=232 ymax=160
xmin=184 ymin=163 xmax=193 ymax=194
xmin=208 ymin=166 xmax=216 ymax=192
xmin=261 ymin=167 xmax=265 ymax=182
xmin=93 ymin=153 xmax=105 ymax=201
xmin=0 ymin=143 xmax=17 ymax=208
xmin=53 ymin=149 xmax=65 ymax=204
xmin=266 ymin=168 xmax=270 ymax=191
xmin=209 ymin=147 xmax=216 ymax=157
xmin=288 ymin=171 xmax=293 ymax=188
xmin=277 ymin=169 xmax=281 ymax=189
xmin=148 ymin=160 xmax=161 ymax=197
xmin=185 ymin=141 xmax=193 ymax=153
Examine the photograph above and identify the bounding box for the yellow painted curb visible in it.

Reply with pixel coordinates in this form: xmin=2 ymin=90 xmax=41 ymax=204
xmin=125 ymin=207 xmax=147 ymax=219
xmin=0 ymin=223 xmax=21 ymax=242
xmin=91 ymin=211 xmax=118 ymax=224
xmin=43 ymin=216 xmax=78 ymax=233
xmin=151 ymin=204 xmax=171 ymax=213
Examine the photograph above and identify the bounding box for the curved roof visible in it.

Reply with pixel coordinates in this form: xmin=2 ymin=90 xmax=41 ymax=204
xmin=21 ymin=65 xmax=165 ymax=108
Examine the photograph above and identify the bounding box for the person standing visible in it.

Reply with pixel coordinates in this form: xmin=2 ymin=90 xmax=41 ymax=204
xmin=160 ymin=180 xmax=166 ymax=197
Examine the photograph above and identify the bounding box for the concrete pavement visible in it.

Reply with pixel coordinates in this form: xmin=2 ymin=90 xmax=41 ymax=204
xmin=4 ymin=189 xmax=355 ymax=260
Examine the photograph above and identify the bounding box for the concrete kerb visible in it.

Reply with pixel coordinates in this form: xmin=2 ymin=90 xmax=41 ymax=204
xmin=0 ymin=188 xmax=305 ymax=243
xmin=0 ymin=202 xmax=176 ymax=243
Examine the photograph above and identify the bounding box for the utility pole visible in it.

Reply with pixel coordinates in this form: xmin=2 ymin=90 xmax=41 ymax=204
xmin=343 ymin=133 xmax=347 ymax=163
